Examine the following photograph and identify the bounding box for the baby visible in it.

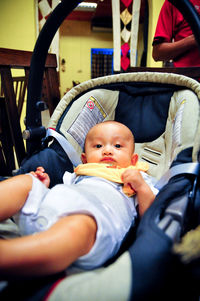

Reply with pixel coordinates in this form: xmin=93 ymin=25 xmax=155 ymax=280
xmin=0 ymin=121 xmax=158 ymax=278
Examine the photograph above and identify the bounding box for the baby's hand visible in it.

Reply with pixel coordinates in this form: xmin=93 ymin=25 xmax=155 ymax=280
xmin=121 ymin=169 xmax=145 ymax=193
xmin=122 ymin=169 xmax=156 ymax=216
xmin=30 ymin=167 xmax=50 ymax=188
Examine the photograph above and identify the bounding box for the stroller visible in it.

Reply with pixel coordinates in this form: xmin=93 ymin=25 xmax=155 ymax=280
xmin=1 ymin=0 xmax=200 ymax=300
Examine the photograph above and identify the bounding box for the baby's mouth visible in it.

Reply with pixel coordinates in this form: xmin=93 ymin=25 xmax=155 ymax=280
xmin=100 ymin=157 xmax=115 ymax=163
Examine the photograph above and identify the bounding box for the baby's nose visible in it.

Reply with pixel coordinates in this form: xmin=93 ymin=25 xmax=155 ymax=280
xmin=103 ymin=145 xmax=113 ymax=155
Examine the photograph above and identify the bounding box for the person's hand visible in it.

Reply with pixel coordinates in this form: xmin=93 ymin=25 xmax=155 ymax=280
xmin=122 ymin=169 xmax=156 ymax=216
xmin=30 ymin=167 xmax=50 ymax=188
xmin=121 ymin=169 xmax=145 ymax=193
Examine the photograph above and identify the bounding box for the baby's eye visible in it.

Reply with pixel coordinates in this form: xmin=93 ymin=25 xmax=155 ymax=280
xmin=115 ymin=144 xmax=121 ymax=148
xmin=95 ymin=144 xmax=102 ymax=148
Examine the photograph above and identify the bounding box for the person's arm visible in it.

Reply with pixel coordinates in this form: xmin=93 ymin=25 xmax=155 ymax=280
xmin=152 ymin=34 xmax=198 ymax=62
xmin=121 ymin=169 xmax=156 ymax=217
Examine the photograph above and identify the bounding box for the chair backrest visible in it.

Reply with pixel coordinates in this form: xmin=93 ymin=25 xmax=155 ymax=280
xmin=0 ymin=96 xmax=16 ymax=175
xmin=1 ymin=75 xmax=28 ymax=118
xmin=12 ymin=76 xmax=27 ymax=117
xmin=0 ymin=48 xmax=60 ymax=115
xmin=0 ymin=48 xmax=60 ymax=174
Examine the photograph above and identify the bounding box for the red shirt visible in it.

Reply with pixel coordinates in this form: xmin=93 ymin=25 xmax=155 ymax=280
xmin=153 ymin=0 xmax=200 ymax=67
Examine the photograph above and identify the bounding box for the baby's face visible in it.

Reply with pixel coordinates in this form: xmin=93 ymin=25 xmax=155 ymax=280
xmin=82 ymin=122 xmax=136 ymax=168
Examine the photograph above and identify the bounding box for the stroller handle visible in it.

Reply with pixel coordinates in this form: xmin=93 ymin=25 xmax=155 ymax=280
xmin=25 ymin=0 xmax=83 ymax=154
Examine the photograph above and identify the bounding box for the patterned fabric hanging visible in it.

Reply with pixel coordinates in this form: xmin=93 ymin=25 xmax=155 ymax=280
xmin=112 ymin=0 xmax=141 ymax=71
xmin=36 ymin=0 xmax=60 ymax=67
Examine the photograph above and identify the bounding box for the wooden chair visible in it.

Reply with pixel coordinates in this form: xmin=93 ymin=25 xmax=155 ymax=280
xmin=13 ymin=76 xmax=28 ymax=117
xmin=0 ymin=47 xmax=60 ymax=175
xmin=0 ymin=96 xmax=16 ymax=175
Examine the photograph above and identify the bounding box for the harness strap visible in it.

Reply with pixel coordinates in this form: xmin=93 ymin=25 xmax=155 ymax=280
xmin=46 ymin=128 xmax=82 ymax=167
xmin=155 ymin=162 xmax=200 ymax=190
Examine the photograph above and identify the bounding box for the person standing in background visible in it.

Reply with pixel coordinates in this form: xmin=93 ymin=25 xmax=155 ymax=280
xmin=152 ymin=0 xmax=200 ymax=67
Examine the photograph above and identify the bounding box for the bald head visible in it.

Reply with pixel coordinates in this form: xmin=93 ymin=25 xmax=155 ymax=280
xmin=86 ymin=121 xmax=134 ymax=149
xmin=82 ymin=121 xmax=137 ymax=167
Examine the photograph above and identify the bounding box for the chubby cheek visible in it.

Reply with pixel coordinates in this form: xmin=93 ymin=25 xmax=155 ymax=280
xmin=119 ymin=155 xmax=133 ymax=167
xmin=87 ymin=152 xmax=101 ymax=163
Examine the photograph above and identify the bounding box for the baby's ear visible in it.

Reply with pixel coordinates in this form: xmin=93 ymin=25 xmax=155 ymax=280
xmin=81 ymin=153 xmax=87 ymax=164
xmin=131 ymin=153 xmax=138 ymax=166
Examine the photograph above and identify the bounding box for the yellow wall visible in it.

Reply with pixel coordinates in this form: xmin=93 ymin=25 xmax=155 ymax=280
xmin=0 ymin=0 xmax=36 ymax=51
xmin=0 ymin=0 xmax=165 ymax=97
xmin=59 ymin=20 xmax=146 ymax=96
xmin=59 ymin=0 xmax=165 ymax=95
xmin=0 ymin=0 xmax=36 ymax=132
xmin=0 ymin=0 xmax=165 ymax=136
xmin=147 ymin=0 xmax=164 ymax=67
xmin=59 ymin=20 xmax=113 ymax=96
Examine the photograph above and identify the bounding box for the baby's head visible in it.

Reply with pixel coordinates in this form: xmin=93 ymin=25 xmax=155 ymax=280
xmin=81 ymin=121 xmax=138 ymax=168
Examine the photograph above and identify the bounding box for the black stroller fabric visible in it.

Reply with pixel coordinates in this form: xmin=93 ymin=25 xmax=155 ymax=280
xmin=17 ymin=140 xmax=73 ymax=188
xmin=129 ymin=177 xmax=199 ymax=300
xmin=129 ymin=147 xmax=200 ymax=300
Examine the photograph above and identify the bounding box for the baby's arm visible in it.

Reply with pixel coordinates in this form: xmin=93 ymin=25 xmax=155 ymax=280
xmin=121 ymin=169 xmax=156 ymax=217
xmin=30 ymin=167 xmax=50 ymax=188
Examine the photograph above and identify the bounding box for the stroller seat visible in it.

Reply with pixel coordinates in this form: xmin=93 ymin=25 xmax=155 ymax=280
xmin=1 ymin=0 xmax=200 ymax=299
xmin=4 ymin=71 xmax=198 ymax=300
xmin=18 ymin=72 xmax=200 ymax=183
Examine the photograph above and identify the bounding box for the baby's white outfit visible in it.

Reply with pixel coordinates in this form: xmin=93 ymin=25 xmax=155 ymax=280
xmin=13 ymin=171 xmax=158 ymax=270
